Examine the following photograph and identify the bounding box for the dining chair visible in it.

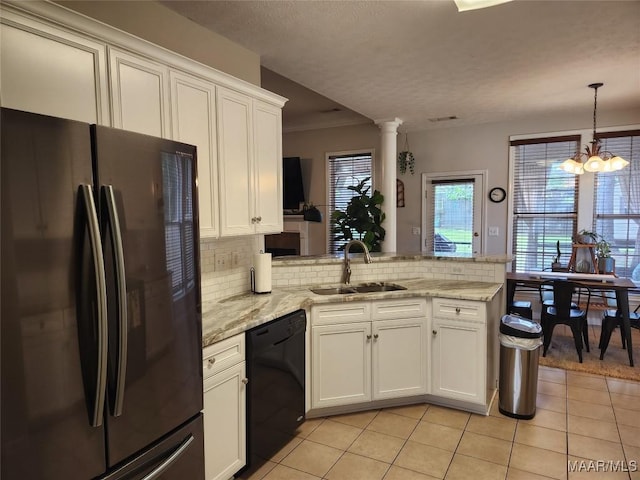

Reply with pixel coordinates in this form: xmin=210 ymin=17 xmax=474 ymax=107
xmin=539 ymin=279 xmax=591 ymax=363
xmin=599 ymin=305 xmax=640 ymax=351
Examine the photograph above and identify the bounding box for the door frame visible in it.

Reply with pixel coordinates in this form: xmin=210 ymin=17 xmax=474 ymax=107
xmin=421 ymin=170 xmax=487 ymax=255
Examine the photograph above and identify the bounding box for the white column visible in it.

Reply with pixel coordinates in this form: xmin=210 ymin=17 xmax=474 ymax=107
xmin=375 ymin=118 xmax=403 ymax=253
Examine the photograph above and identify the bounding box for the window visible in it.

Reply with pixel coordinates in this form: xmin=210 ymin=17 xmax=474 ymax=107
xmin=327 ymin=150 xmax=373 ymax=253
xmin=593 ymin=131 xmax=640 ymax=279
xmin=510 ymin=136 xmax=580 ymax=272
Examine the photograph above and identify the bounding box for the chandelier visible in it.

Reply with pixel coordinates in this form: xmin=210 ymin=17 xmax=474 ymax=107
xmin=560 ymin=83 xmax=629 ymax=175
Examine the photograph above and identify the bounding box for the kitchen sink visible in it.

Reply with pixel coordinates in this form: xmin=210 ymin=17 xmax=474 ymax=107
xmin=310 ymin=282 xmax=406 ymax=295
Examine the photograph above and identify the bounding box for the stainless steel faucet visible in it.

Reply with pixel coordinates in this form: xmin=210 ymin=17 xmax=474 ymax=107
xmin=342 ymin=239 xmax=372 ymax=284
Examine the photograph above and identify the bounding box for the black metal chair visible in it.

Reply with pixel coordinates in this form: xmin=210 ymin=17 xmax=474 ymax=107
xmin=540 ymin=279 xmax=591 ymax=363
xmin=509 ymin=300 xmax=533 ymax=319
xmin=599 ymin=305 xmax=640 ymax=352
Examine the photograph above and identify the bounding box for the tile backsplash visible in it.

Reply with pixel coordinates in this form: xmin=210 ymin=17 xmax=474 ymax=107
xmin=200 ymin=236 xmax=260 ymax=303
xmin=201 ymin=236 xmax=507 ymax=303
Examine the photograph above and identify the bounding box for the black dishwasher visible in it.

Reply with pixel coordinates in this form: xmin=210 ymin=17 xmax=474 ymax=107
xmin=246 ymin=309 xmax=306 ymax=468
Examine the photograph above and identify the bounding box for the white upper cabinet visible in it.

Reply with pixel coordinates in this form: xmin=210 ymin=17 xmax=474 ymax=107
xmin=108 ymin=47 xmax=170 ymax=138
xmin=217 ymin=87 xmax=283 ymax=237
xmin=217 ymin=87 xmax=254 ymax=236
xmin=170 ymin=72 xmax=219 ymax=238
xmin=252 ymin=101 xmax=283 ymax=234
xmin=1 ymin=1 xmax=286 ymax=240
xmin=0 ymin=8 xmax=109 ymax=124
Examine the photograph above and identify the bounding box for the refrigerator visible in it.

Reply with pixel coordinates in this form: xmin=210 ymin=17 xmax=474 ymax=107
xmin=1 ymin=108 xmax=205 ymax=479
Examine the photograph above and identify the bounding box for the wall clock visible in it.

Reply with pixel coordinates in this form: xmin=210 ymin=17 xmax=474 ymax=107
xmin=489 ymin=187 xmax=506 ymax=203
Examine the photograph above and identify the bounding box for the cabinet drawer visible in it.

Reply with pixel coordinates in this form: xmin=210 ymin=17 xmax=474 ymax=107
xmin=203 ymin=333 xmax=245 ymax=379
xmin=372 ymin=298 xmax=427 ymax=321
xmin=432 ymin=298 xmax=486 ymax=323
xmin=312 ymin=302 xmax=370 ymax=326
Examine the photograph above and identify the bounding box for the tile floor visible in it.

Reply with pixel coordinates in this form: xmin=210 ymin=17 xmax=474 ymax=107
xmin=238 ymin=367 xmax=640 ymax=480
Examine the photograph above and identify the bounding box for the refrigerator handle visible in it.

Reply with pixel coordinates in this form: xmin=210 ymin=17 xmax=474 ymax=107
xmin=103 ymin=185 xmax=128 ymax=417
xmin=141 ymin=434 xmax=195 ymax=480
xmin=81 ymin=184 xmax=108 ymax=427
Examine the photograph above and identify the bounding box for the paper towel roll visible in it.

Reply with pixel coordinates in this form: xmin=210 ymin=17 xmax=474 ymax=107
xmin=252 ymin=252 xmax=272 ymax=293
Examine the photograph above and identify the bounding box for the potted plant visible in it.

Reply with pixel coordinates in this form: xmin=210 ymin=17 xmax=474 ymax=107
xmin=596 ymin=237 xmax=615 ymax=274
xmin=331 ymin=177 xmax=385 ymax=252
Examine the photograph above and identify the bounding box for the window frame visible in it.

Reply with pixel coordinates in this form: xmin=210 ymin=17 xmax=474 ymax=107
xmin=325 ymin=149 xmax=375 ymax=254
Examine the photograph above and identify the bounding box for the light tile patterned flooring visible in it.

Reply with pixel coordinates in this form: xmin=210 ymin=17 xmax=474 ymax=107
xmin=239 ymin=367 xmax=640 ymax=480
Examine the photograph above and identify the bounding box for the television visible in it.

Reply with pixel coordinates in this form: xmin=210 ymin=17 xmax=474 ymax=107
xmin=282 ymin=157 xmax=305 ymax=210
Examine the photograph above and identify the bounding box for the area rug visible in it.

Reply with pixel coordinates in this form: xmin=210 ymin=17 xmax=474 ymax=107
xmin=538 ymin=324 xmax=640 ymax=382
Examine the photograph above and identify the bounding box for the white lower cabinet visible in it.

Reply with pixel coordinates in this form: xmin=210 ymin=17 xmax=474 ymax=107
xmin=203 ymin=334 xmax=246 ymax=480
xmin=430 ymin=297 xmax=488 ymax=405
xmin=311 ymin=299 xmax=428 ymax=410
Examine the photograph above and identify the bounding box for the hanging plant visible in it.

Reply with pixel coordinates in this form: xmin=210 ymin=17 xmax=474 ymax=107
xmin=398 ymin=133 xmax=415 ymax=175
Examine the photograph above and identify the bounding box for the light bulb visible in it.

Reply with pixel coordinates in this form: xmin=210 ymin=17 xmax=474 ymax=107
xmin=583 ymin=155 xmax=604 ymax=172
xmin=610 ymin=156 xmax=629 ymax=171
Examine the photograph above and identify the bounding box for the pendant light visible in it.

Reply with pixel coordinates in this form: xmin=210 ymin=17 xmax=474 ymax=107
xmin=560 ymin=83 xmax=629 ymax=175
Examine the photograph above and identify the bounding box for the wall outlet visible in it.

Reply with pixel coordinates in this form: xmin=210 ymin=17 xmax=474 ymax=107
xmin=231 ymin=251 xmax=239 ymax=267
xmin=214 ymin=252 xmax=231 ymax=271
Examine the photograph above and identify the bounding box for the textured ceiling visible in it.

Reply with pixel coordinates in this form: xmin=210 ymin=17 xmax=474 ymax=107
xmin=162 ymin=0 xmax=640 ymax=132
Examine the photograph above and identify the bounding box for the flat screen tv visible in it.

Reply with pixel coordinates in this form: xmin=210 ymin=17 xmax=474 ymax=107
xmin=283 ymin=157 xmax=305 ymax=210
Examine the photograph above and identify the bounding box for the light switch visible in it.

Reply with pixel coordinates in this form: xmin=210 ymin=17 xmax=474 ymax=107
xmin=489 ymin=226 xmax=499 ymax=236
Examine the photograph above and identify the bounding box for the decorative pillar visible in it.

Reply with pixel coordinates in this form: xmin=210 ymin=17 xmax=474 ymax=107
xmin=375 ymin=117 xmax=403 ymax=253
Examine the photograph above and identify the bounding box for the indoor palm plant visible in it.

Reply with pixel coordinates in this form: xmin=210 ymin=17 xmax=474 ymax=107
xmin=331 ymin=177 xmax=385 ymax=252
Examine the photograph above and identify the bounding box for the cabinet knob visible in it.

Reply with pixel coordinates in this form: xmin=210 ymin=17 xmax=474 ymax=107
xmin=455 ymin=307 xmax=461 ymax=314
xmin=251 ymin=217 xmax=256 ymax=223
xmin=256 ymin=216 xmax=262 ymax=222
xmin=366 ymin=334 xmax=372 ymax=340
xmin=373 ymin=333 xmax=379 ymax=339
xmin=207 ymin=358 xmax=216 ymax=367
xmin=242 ymin=378 xmax=249 ymax=385
xmin=432 ymin=330 xmax=438 ymax=336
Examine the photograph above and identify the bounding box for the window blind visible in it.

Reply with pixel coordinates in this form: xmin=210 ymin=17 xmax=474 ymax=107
xmin=327 ymin=152 xmax=373 ymax=253
xmin=511 ymin=136 xmax=580 ymax=272
xmin=593 ymin=130 xmax=640 ymax=278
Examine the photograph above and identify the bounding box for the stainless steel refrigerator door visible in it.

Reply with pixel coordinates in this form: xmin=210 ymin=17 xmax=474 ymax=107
xmin=92 ymin=126 xmax=203 ymax=468
xmin=1 ymin=108 xmax=107 ymax=479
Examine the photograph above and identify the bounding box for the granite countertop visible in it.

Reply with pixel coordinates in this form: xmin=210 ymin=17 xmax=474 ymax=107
xmin=201 ymin=278 xmax=503 ymax=348
xmin=272 ymin=252 xmax=512 ymax=266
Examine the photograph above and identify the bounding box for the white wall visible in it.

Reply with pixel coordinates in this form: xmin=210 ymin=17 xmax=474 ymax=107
xmin=284 ymin=107 xmax=640 ymax=255
xmin=283 ymin=123 xmax=380 ymax=255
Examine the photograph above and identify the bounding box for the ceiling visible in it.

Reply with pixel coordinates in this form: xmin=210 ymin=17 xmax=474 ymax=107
xmin=161 ymin=0 xmax=640 ymax=133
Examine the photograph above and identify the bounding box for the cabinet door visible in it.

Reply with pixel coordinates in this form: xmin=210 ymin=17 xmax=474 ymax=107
xmin=109 ymin=47 xmax=170 ymax=138
xmin=0 ymin=13 xmax=108 ymax=124
xmin=311 ymin=323 xmax=371 ymax=409
xmin=217 ymin=86 xmax=254 ymax=236
xmin=373 ymin=318 xmax=428 ymax=400
xmin=253 ymin=101 xmax=283 ymax=234
xmin=203 ymin=362 xmax=246 ymax=480
xmin=170 ymin=72 xmax=219 ymax=238
xmin=431 ymin=318 xmax=486 ymax=404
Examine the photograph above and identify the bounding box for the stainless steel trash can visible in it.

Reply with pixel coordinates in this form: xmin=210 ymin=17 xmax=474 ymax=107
xmin=498 ymin=315 xmax=543 ymax=419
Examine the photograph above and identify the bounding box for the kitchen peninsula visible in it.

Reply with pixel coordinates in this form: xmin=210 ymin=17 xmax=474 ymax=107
xmin=201 ymin=253 xmax=508 ymax=479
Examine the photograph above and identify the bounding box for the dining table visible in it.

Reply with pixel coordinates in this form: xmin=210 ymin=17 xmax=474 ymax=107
xmin=506 ymin=271 xmax=636 ymax=367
